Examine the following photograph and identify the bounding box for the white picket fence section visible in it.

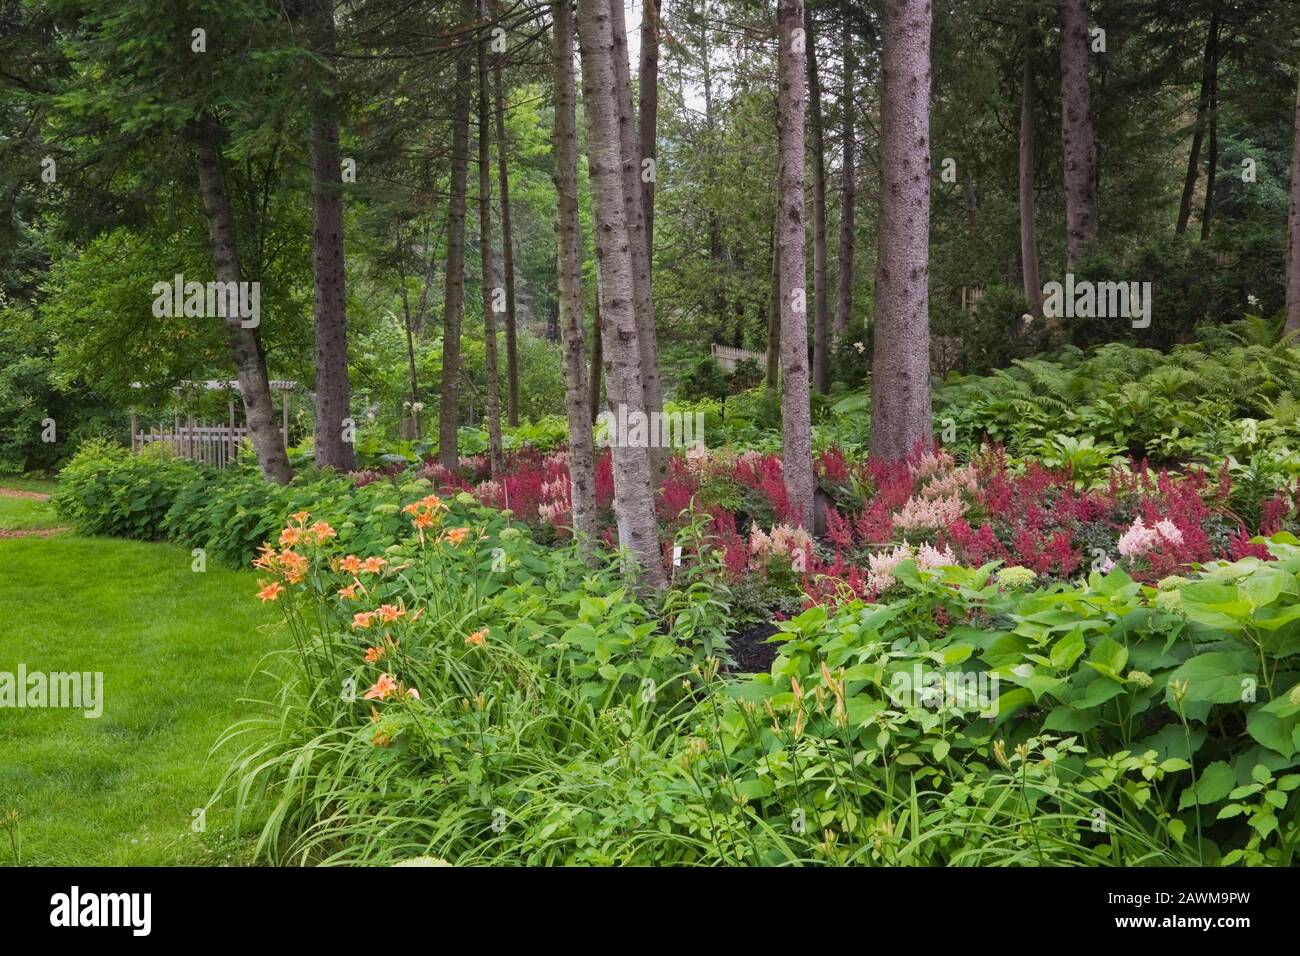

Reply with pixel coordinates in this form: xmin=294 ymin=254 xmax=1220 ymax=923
xmin=711 ymin=343 xmax=767 ymax=372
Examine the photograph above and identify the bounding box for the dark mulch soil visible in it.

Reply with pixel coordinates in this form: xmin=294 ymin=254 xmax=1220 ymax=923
xmin=727 ymin=620 xmax=782 ymax=675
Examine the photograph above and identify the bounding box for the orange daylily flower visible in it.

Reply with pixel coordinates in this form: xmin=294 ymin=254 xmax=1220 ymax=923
xmin=364 ymin=673 xmax=398 ymax=700
xmin=465 ymin=628 xmax=488 ymax=646
xmin=338 ymin=582 xmax=359 ymax=600
xmin=352 ymin=611 xmax=377 ymax=630
xmin=279 ymin=526 xmax=302 ymax=547
xmin=377 ymin=603 xmax=406 ymax=624
xmin=413 ymin=511 xmax=435 ymax=530
xmin=443 ymin=527 xmax=469 ymax=546
xmin=256 ymin=581 xmax=284 ymax=602
xmin=309 ymin=521 xmax=337 ymax=541
xmin=361 ymin=556 xmax=387 ymax=574
xmin=364 ymin=645 xmax=384 ymax=664
xmin=338 ymin=555 xmax=363 ymax=574
xmin=290 ymin=510 xmax=311 ymax=524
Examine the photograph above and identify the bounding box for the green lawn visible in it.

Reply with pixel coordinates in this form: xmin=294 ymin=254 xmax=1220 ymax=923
xmin=0 ymin=495 xmax=60 ymax=532
xmin=0 ymin=534 xmax=279 ymax=865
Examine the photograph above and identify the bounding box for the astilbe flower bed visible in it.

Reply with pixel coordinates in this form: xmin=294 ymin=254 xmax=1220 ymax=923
xmin=394 ymin=442 xmax=1299 ymax=610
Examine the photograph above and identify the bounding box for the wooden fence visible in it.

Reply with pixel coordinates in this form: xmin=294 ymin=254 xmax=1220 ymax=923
xmin=711 ymin=343 xmax=767 ymax=372
xmin=130 ymin=410 xmax=287 ymax=469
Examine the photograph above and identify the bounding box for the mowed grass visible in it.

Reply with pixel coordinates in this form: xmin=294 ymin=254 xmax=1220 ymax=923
xmin=0 ymin=495 xmax=60 ymax=532
xmin=0 ymin=534 xmax=280 ymax=865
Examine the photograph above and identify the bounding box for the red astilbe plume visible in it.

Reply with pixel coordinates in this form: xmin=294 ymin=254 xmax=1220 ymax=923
xmin=854 ymin=499 xmax=895 ymax=546
xmin=816 ymin=446 xmax=851 ymax=483
xmin=1229 ymin=530 xmax=1272 ymax=561
xmin=945 ymin=518 xmax=1007 ymax=566
xmin=823 ymin=504 xmax=854 ymax=549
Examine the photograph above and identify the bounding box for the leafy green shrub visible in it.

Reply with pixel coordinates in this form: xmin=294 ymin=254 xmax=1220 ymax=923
xmin=53 ymin=440 xmax=200 ymax=539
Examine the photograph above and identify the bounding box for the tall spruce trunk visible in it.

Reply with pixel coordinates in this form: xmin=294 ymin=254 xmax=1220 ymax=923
xmin=1019 ymin=13 xmax=1043 ymax=319
xmin=439 ymin=41 xmax=473 ymax=473
xmin=806 ymin=3 xmax=830 ymax=394
xmin=638 ymin=0 xmax=661 ymax=257
xmin=1200 ymin=16 xmax=1221 ymax=242
xmin=477 ymin=0 xmax=504 ymax=475
xmin=1285 ymin=65 xmax=1300 ymax=335
xmin=832 ymin=0 xmax=856 ymax=340
xmin=607 ymin=0 xmax=666 ymax=484
xmin=1059 ymin=0 xmax=1097 ymax=266
xmin=304 ymin=0 xmax=355 ymax=472
xmin=493 ymin=31 xmax=520 ymax=427
xmin=589 ymin=297 xmax=604 ymax=420
xmin=190 ymin=112 xmax=293 ymax=484
xmin=776 ymin=0 xmax=815 ymax=529
xmin=1177 ymin=7 xmax=1219 ymax=236
xmin=767 ymin=215 xmax=780 ymax=391
xmin=576 ymin=0 xmax=667 ymax=590
xmin=551 ymin=0 xmax=598 ymax=552
xmin=869 ymin=0 xmax=933 ymax=463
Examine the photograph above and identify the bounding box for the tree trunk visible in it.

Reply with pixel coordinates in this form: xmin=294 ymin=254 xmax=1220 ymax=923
xmin=806 ymin=3 xmax=830 ymax=394
xmin=1176 ymin=7 xmax=1219 ymax=236
xmin=190 ymin=112 xmax=293 ymax=485
xmin=1284 ymin=65 xmax=1300 ymax=335
xmin=576 ymin=0 xmax=666 ymax=590
xmin=552 ymin=0 xmax=598 ymax=552
xmin=607 ymin=0 xmax=666 ymax=485
xmin=493 ymin=24 xmax=520 ymax=427
xmin=1019 ymin=12 xmax=1043 ymax=319
xmin=869 ymin=0 xmax=933 ymax=463
xmin=439 ymin=38 xmax=473 ymax=473
xmin=477 ymin=0 xmax=504 ymax=475
xmin=589 ymin=296 xmax=604 ymax=420
xmin=638 ymin=0 xmax=660 ymax=259
xmin=1059 ymin=0 xmax=1097 ymax=267
xmin=832 ymin=0 xmax=856 ymax=341
xmin=767 ymin=216 xmax=780 ymax=391
xmin=1200 ymin=16 xmax=1221 ymax=242
xmin=304 ymin=0 xmax=355 ymax=473
xmin=777 ymin=0 xmax=814 ymax=529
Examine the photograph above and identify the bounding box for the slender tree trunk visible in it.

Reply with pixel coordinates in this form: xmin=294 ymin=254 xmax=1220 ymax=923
xmin=832 ymin=0 xmax=856 ymax=340
xmin=1284 ymin=65 xmax=1300 ymax=335
xmin=399 ymin=274 xmax=421 ymax=439
xmin=304 ymin=0 xmax=355 ymax=473
xmin=869 ymin=0 xmax=933 ymax=462
xmin=777 ymin=0 xmax=814 ymax=529
xmin=961 ymin=170 xmax=977 ymax=229
xmin=607 ymin=0 xmax=666 ymax=484
xmin=589 ymin=296 xmax=604 ymax=420
xmin=493 ymin=26 xmax=520 ymax=427
xmin=1020 ymin=13 xmax=1043 ymax=319
xmin=767 ymin=215 xmax=780 ymax=391
xmin=477 ymin=0 xmax=504 ymax=475
xmin=638 ymin=0 xmax=661 ymax=258
xmin=439 ymin=37 xmax=473 ymax=473
xmin=1176 ymin=7 xmax=1219 ymax=236
xmin=552 ymin=0 xmax=598 ymax=552
xmin=576 ymin=0 xmax=666 ymax=589
xmin=1059 ymin=0 xmax=1097 ymax=267
xmin=1200 ymin=16 xmax=1221 ymax=242
xmin=190 ymin=112 xmax=293 ymax=485
xmin=806 ymin=3 xmax=830 ymax=394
